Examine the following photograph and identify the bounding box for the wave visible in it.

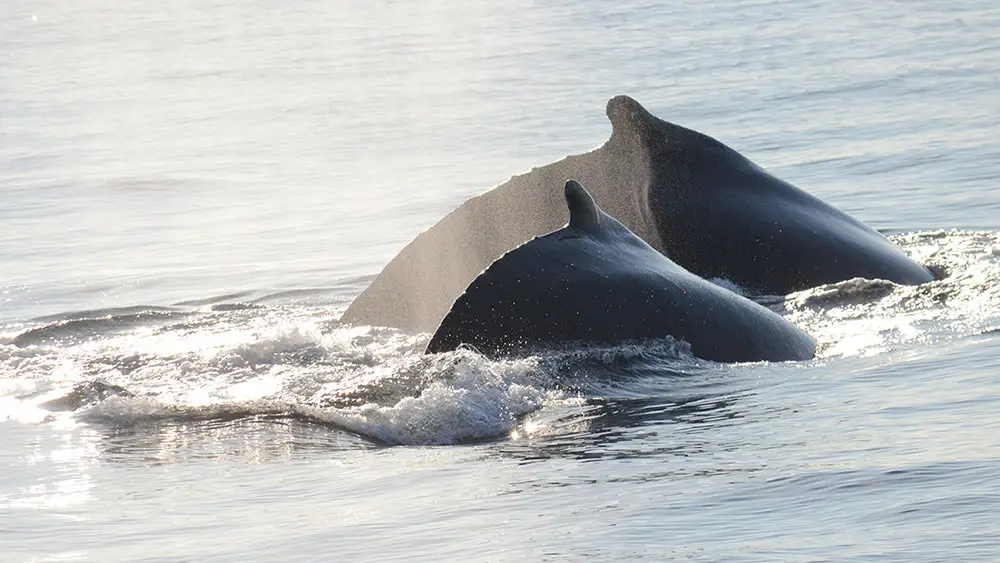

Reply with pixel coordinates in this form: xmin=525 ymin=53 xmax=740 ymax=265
xmin=0 ymin=315 xmax=704 ymax=445
xmin=11 ymin=309 xmax=194 ymax=347
xmin=1 ymin=229 xmax=997 ymax=446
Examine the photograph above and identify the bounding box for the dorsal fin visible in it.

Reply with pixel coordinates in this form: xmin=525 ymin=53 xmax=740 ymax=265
xmin=606 ymin=95 xmax=659 ymax=140
xmin=565 ymin=180 xmax=601 ymax=231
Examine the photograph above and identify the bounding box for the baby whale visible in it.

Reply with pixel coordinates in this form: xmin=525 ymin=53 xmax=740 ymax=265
xmin=427 ymin=180 xmax=816 ymax=363
xmin=343 ymin=96 xmax=935 ymax=334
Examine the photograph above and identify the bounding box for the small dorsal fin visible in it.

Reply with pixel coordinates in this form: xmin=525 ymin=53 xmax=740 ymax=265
xmin=565 ymin=180 xmax=601 ymax=231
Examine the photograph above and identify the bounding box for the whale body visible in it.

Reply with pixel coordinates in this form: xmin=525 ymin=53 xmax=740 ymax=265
xmin=427 ymin=180 xmax=816 ymax=363
xmin=343 ymin=96 xmax=934 ymax=333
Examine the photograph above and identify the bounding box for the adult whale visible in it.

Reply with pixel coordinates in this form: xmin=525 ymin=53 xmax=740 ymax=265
xmin=427 ymin=180 xmax=816 ymax=363
xmin=342 ymin=96 xmax=935 ymax=333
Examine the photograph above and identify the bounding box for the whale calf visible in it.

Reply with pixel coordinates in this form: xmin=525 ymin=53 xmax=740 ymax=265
xmin=427 ymin=181 xmax=816 ymax=363
xmin=343 ymin=96 xmax=935 ymax=333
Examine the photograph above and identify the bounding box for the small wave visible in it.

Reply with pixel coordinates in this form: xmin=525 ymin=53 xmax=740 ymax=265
xmin=12 ymin=310 xmax=194 ymax=347
xmin=171 ymin=292 xmax=257 ymax=307
xmin=28 ymin=305 xmax=179 ymax=324
xmin=796 ymin=278 xmax=898 ymax=309
xmin=61 ymin=349 xmax=556 ymax=446
xmin=310 ymin=351 xmax=558 ymax=445
xmin=529 ymin=337 xmax=699 ymax=390
xmin=782 ymin=230 xmax=1000 ymax=358
xmin=37 ymin=380 xmax=134 ymax=411
xmin=251 ymin=287 xmax=349 ymax=307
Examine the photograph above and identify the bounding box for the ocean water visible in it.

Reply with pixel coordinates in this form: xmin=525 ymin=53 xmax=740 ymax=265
xmin=3 ymin=0 xmax=1000 ymax=561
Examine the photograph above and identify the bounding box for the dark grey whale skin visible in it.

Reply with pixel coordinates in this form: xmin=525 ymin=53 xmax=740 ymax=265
xmin=609 ymin=97 xmax=935 ymax=296
xmin=426 ymin=181 xmax=816 ymax=364
xmin=342 ymin=96 xmax=934 ymax=334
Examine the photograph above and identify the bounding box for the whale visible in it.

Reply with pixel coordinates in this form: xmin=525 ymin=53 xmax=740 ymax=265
xmin=426 ymin=180 xmax=816 ymax=363
xmin=342 ymin=95 xmax=935 ymax=333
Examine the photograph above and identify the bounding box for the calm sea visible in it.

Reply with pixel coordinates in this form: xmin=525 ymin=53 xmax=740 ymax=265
xmin=2 ymin=0 xmax=1000 ymax=561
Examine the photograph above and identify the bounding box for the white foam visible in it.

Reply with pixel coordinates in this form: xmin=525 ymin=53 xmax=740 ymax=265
xmin=0 ymin=395 xmax=51 ymax=424
xmin=313 ymin=350 xmax=558 ymax=445
xmin=65 ymin=349 xmax=558 ymax=446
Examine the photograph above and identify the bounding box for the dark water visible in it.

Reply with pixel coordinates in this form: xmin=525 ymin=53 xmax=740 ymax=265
xmin=2 ymin=1 xmax=1000 ymax=561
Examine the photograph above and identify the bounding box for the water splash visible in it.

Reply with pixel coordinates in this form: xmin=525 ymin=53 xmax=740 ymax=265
xmin=2 ymin=230 xmax=997 ymax=445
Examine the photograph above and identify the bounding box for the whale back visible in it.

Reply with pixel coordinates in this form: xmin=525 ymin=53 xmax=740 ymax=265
xmin=605 ymin=95 xmax=936 ymax=293
xmin=426 ymin=181 xmax=816 ymax=363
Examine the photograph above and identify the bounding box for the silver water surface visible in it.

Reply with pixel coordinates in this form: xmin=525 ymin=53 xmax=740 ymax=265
xmin=2 ymin=0 xmax=1000 ymax=561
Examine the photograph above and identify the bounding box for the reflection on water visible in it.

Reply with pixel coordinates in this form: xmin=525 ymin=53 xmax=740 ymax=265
xmin=4 ymin=424 xmax=97 ymax=520
xmin=94 ymin=417 xmax=376 ymax=466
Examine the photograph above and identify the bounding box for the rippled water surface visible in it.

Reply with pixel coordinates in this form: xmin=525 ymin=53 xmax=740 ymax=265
xmin=3 ymin=1 xmax=1000 ymax=561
